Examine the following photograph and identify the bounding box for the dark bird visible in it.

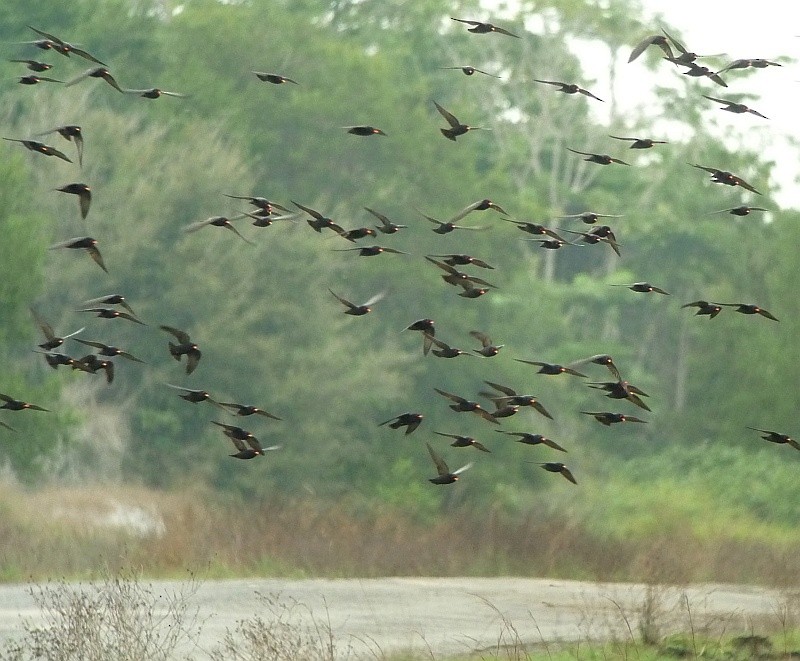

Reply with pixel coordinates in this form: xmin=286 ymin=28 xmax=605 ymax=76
xmin=450 ymin=17 xmax=519 ymax=38
xmin=434 ymin=101 xmax=488 ymax=141
xmin=469 ymin=330 xmax=503 ymax=357
xmin=224 ymin=195 xmax=291 ymax=215
xmin=581 ymin=411 xmax=647 ymax=426
xmin=440 ymin=66 xmax=500 ymax=78
xmin=82 ymin=294 xmax=136 ymax=316
xmin=124 ymin=87 xmax=189 ymax=99
xmin=525 ymin=237 xmax=573 ymax=250
xmin=0 ymin=393 xmax=49 ymax=412
xmin=79 ymin=308 xmax=145 ymax=325
xmin=426 ymin=442 xmax=473 ymax=485
xmin=680 ymin=63 xmax=728 ymax=87
xmin=425 ymin=257 xmax=496 ymax=289
xmin=718 ymin=303 xmax=779 ymax=321
xmin=514 ymin=359 xmax=587 ymax=377
xmin=702 ymin=95 xmax=768 ymax=119
xmin=690 ymin=164 xmax=761 ymax=195
xmin=33 ymin=125 xmax=83 ymax=167
xmin=26 ymin=26 xmax=106 ymax=64
xmin=628 ymin=34 xmax=673 ymax=62
xmin=211 ymin=420 xmax=261 ymax=444
xmin=426 ymin=254 xmax=494 ymax=269
xmin=568 ymin=354 xmax=622 ymax=381
xmin=587 ymin=380 xmax=651 ymax=412
xmin=17 ymin=74 xmax=63 ymax=85
xmin=9 ymin=59 xmax=53 ymax=72
xmin=539 ymin=462 xmax=577 ymax=484
xmin=55 ymin=183 xmax=91 ymax=219
xmin=567 ymin=148 xmax=629 ymax=166
xmin=218 ymin=402 xmax=282 ymax=419
xmin=449 ymin=198 xmax=509 ymax=223
xmin=344 ymin=126 xmax=386 ymax=136
xmin=252 ymin=71 xmax=298 ymax=85
xmin=481 ymin=382 xmax=552 ymax=419
xmin=36 ymin=351 xmax=91 ymax=372
xmin=561 ymin=228 xmax=620 ymax=256
xmin=74 ymin=339 xmax=144 ymax=363
xmin=497 ymin=431 xmax=567 ymax=452
xmin=747 ymin=427 xmax=800 ymax=451
xmin=709 ymin=206 xmax=768 ymax=216
xmin=505 ymin=219 xmax=568 ymax=239
xmin=611 ymin=282 xmax=670 ymax=295
xmin=716 ymin=58 xmax=781 ymax=74
xmin=335 ymin=226 xmax=377 ymax=242
xmin=292 ymin=201 xmax=345 ymax=234
xmin=681 ymin=300 xmax=723 ymax=319
xmin=434 ymin=388 xmax=499 ymax=424
xmin=334 ymin=245 xmax=406 ymax=257
xmin=78 ymin=354 xmax=114 ymax=383
xmin=559 ymin=212 xmax=623 ymax=225
xmin=49 ymin=236 xmax=106 ymax=272
xmin=160 ymin=326 xmax=202 ymax=374
xmin=3 ymin=138 xmax=72 ymax=163
xmin=533 ymin=79 xmax=603 ymax=101
xmin=329 ymin=289 xmax=385 ymax=315
xmin=183 ymin=215 xmax=254 ymax=244
xmin=226 ymin=434 xmax=280 ymax=460
xmin=66 ymin=66 xmax=124 ymax=93
xmin=608 ymin=135 xmax=667 ymax=149
xmin=434 ymin=431 xmax=490 ymax=452
xmin=458 ymin=284 xmax=490 ymax=299
xmin=428 ymin=336 xmax=472 ymax=358
xmin=30 ymin=308 xmax=84 ymax=351
xmin=659 ymin=28 xmax=709 ymax=65
xmin=403 ymin=319 xmax=435 ymax=356
xmin=420 ymin=211 xmax=489 ymax=234
xmin=379 ymin=412 xmax=424 ymax=435
xmin=365 ymin=207 xmax=407 ymax=234
xmin=166 ymin=384 xmax=224 ymax=408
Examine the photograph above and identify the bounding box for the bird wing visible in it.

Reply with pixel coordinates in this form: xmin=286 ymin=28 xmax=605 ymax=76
xmin=159 ymin=325 xmax=191 ymax=343
xmin=426 ymin=442 xmax=450 ymax=476
xmin=329 ymin=289 xmax=355 ymax=310
xmin=433 ymin=101 xmax=461 ymax=129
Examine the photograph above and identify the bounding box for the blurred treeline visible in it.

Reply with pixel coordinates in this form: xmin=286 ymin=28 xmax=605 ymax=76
xmin=0 ymin=0 xmax=798 ymax=527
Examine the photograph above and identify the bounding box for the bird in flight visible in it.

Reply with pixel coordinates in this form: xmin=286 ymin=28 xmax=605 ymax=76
xmin=49 ymin=237 xmax=107 ymax=272
xmin=66 ymin=66 xmax=124 ymax=93
xmin=160 ymin=326 xmax=202 ymax=374
xmin=702 ymin=95 xmax=768 ymax=119
xmin=329 ymin=289 xmax=385 ymax=315
xmin=567 ymin=148 xmax=629 ymax=166
xmin=252 ymin=71 xmax=298 ymax=85
xmin=434 ymin=432 xmax=490 ymax=453
xmin=4 ymin=138 xmax=72 ymax=163
xmin=450 ymin=17 xmax=519 ymax=38
xmin=55 ymin=183 xmax=91 ymax=219
xmin=343 ymin=126 xmax=387 ymax=136
xmin=690 ymin=164 xmax=761 ymax=195
xmin=533 ymin=79 xmax=604 ymax=102
xmin=440 ymin=66 xmax=500 ymax=78
xmin=426 ymin=442 xmax=473 ymax=485
xmin=434 ymin=101 xmax=489 ymax=141
xmin=379 ymin=412 xmax=424 ymax=435
xmin=746 ymin=427 xmax=800 ymax=451
xmin=538 ymin=462 xmax=577 ymax=484
xmin=608 ymin=135 xmax=667 ymax=149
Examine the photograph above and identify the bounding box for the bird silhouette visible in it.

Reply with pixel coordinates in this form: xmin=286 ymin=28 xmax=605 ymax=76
xmin=33 ymin=125 xmax=83 ymax=166
xmin=80 ymin=307 xmax=145 ymax=325
xmin=587 ymin=380 xmax=651 ymax=412
xmin=30 ymin=308 xmax=84 ymax=351
xmin=334 ymin=245 xmax=407 ymax=257
xmin=680 ymin=63 xmax=728 ymax=87
xmin=292 ymin=201 xmax=345 ymax=234
xmin=0 ymin=393 xmax=49 ymax=412
xmin=425 ymin=257 xmax=496 ymax=289
xmin=440 ymin=66 xmax=500 ymax=78
xmin=581 ymin=411 xmax=647 ymax=426
xmin=450 ymin=17 xmax=519 ymax=38
xmin=183 ymin=215 xmax=254 ymax=244
xmin=568 ymin=354 xmax=622 ymax=381
xmin=514 ymin=359 xmax=587 ymax=377
xmin=329 ymin=289 xmax=385 ymax=315
xmin=82 ymin=294 xmax=137 ymax=316
xmin=66 ymin=66 xmax=124 ymax=93
xmin=403 ymin=319 xmax=435 ymax=356
xmin=426 ymin=254 xmax=494 ymax=269
xmin=49 ymin=237 xmax=107 ymax=272
xmin=166 ymin=384 xmax=225 ymax=408
xmin=717 ymin=303 xmax=779 ymax=321
xmin=702 ymin=95 xmax=768 ymax=119
xmin=218 ymin=402 xmax=282 ymax=419
xmin=567 ymin=148 xmax=629 ymax=166
xmin=559 ymin=212 xmax=623 ymax=225
xmin=434 ymin=101 xmax=488 ymax=141
xmin=681 ymin=300 xmax=723 ymax=319
xmin=160 ymin=326 xmax=202 ymax=374
xmin=505 ymin=219 xmax=568 ymax=239
xmin=379 ymin=412 xmax=424 ymax=434
xmin=690 ymin=164 xmax=761 ymax=195
xmin=74 ymin=339 xmax=145 ymax=363
xmin=628 ymin=34 xmax=673 ymax=62
xmin=419 ymin=211 xmax=489 ymax=234
xmin=9 ymin=59 xmax=53 ymax=72
xmin=36 ymin=350 xmax=92 ymax=373
xmin=4 ymin=138 xmax=72 ymax=163
xmin=17 ymin=74 xmax=63 ymax=85
xmin=26 ymin=26 xmax=106 ymax=64
xmin=717 ymin=58 xmax=781 ymax=74
xmin=449 ymin=199 xmax=508 ymax=223
xmin=561 ymin=228 xmax=620 ymax=256
xmin=496 ymin=430 xmax=568 ymax=452
xmin=469 ymin=330 xmax=504 ymax=357
xmin=365 ymin=207 xmax=407 ymax=234
xmin=434 ymin=388 xmax=499 ymax=424
xmin=427 ymin=336 xmax=471 ymax=358
xmin=539 ymin=462 xmax=577 ymax=484
xmin=78 ymin=354 xmax=114 ymax=383
xmin=533 ymin=79 xmax=603 ymax=101
xmin=434 ymin=431 xmax=490 ymax=452
xmin=252 ymin=71 xmax=298 ymax=85
xmin=481 ymin=382 xmax=552 ymax=419
xmin=709 ymin=206 xmax=768 ymax=217
xmin=335 ymin=226 xmax=377 ymax=242
xmin=343 ymin=126 xmax=387 ymax=136
xmin=746 ymin=427 xmax=800 ymax=451
xmin=610 ymin=282 xmax=670 ymax=295
xmin=608 ymin=135 xmax=667 ymax=149
xmin=426 ymin=442 xmax=473 ymax=485
xmin=124 ymin=87 xmax=189 ymax=99
xmin=55 ymin=183 xmax=91 ymax=219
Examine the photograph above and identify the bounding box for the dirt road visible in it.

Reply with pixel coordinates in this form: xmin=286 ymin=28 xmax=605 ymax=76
xmin=0 ymin=577 xmax=787 ymax=658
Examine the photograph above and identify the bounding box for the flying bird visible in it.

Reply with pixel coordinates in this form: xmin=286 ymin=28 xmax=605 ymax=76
xmin=292 ymin=201 xmax=345 ymax=234
xmin=160 ymin=326 xmax=202 ymax=374
xmin=449 ymin=198 xmax=508 ymax=223
xmin=329 ymin=289 xmax=385 ymax=315
xmin=481 ymin=381 xmax=552 ymax=419
xmin=496 ymin=430 xmax=567 ymax=452
xmin=426 ymin=254 xmax=494 ymax=269
xmin=440 ymin=66 xmax=500 ymax=78
xmin=79 ymin=308 xmax=145 ymax=325
xmin=74 ymin=339 xmax=144 ymax=363
xmin=581 ymin=411 xmax=647 ymax=426
xmin=568 ymin=354 xmax=622 ymax=380
xmin=469 ymin=330 xmax=504 ymax=357
xmin=559 ymin=212 xmax=623 ymax=225
xmin=426 ymin=442 xmax=473 ymax=485
xmin=567 ymin=148 xmax=629 ymax=166
xmin=66 ymin=66 xmax=124 ymax=93
xmin=218 ymin=402 xmax=282 ymax=419
xmin=434 ymin=432 xmax=490 ymax=452
xmin=379 ymin=412 xmax=424 ymax=435
xmin=608 ymin=135 xmax=667 ymax=149
xmin=450 ymin=17 xmax=519 ymax=38
xmin=628 ymin=34 xmax=673 ymax=62
xmin=690 ymin=164 xmax=761 ymax=195
xmin=9 ymin=59 xmax=53 ymax=72
xmin=419 ymin=211 xmax=489 ymax=234
xmin=702 ymin=95 xmax=768 ymax=119
xmin=680 ymin=63 xmax=728 ymax=87
xmin=561 ymin=228 xmax=620 ymax=256
xmin=681 ymin=300 xmax=723 ymax=319
xmin=716 ymin=58 xmax=781 ymax=74
xmin=30 ymin=308 xmax=84 ymax=351
xmin=166 ymin=384 xmax=224 ymax=408
xmin=539 ymin=462 xmax=577 ymax=484
xmin=124 ymin=87 xmax=189 ymax=99
xmin=505 ymin=219 xmax=568 ymax=239
xmin=252 ymin=71 xmax=298 ymax=84
xmin=82 ymin=294 xmax=137 ymax=316
xmin=403 ymin=318 xmax=435 ymax=356
xmin=587 ymin=380 xmax=651 ymax=412
xmin=746 ymin=427 xmax=800 ymax=451
xmin=33 ymin=125 xmax=83 ymax=166
xmin=183 ymin=215 xmax=254 ymax=244
xmin=717 ymin=303 xmax=779 ymax=321
xmin=0 ymin=393 xmax=49 ymax=412
xmin=334 ymin=245 xmax=406 ymax=257
xmin=434 ymin=388 xmax=499 ymax=424
xmin=3 ymin=138 xmax=72 ymax=163
xmin=343 ymin=126 xmax=386 ymax=136
xmin=55 ymin=183 xmax=91 ymax=218
xmin=533 ymin=79 xmax=603 ymax=101
xmin=17 ymin=74 xmax=63 ymax=85
xmin=365 ymin=207 xmax=407 ymax=234
xmin=709 ymin=206 xmax=768 ymax=216
xmin=514 ymin=359 xmax=587 ymax=377
xmin=78 ymin=354 xmax=114 ymax=383
xmin=610 ymin=282 xmax=670 ymax=295
xmin=26 ymin=26 xmax=106 ymax=64
xmin=427 ymin=336 xmax=471 ymax=359
xmin=425 ymin=257 xmax=496 ymax=289
xmin=49 ymin=237 xmax=107 ymax=272
xmin=434 ymin=101 xmax=489 ymax=141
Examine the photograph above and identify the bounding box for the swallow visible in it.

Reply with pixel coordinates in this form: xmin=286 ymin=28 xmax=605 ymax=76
xmin=481 ymin=382 xmax=552 ymax=419
xmin=211 ymin=420 xmax=259 ymax=442
xmin=425 ymin=257 xmax=496 ymax=289
xmin=680 ymin=63 xmax=727 ymax=87
xmin=608 ymin=135 xmax=667 ymax=149
xmin=440 ymin=66 xmax=500 ymax=78
xmin=514 ymin=359 xmax=587 ymax=377
xmin=0 ymin=393 xmax=49 ymax=412
xmin=505 ymin=219 xmax=568 ymax=239
xmin=496 ymin=431 xmax=567 ymax=452
xmin=717 ymin=303 xmax=779 ymax=321
xmin=487 ymin=400 xmax=520 ymax=419
xmin=166 ymin=384 xmax=224 ymax=408
xmin=587 ymin=380 xmax=651 ymax=412
xmin=426 ymin=254 xmax=494 ymax=269
xmin=539 ymin=462 xmax=577 ymax=484
xmin=434 ymin=101 xmax=489 ymax=141
xmin=292 ymin=201 xmax=345 ymax=234
xmin=450 ymin=17 xmax=519 ymax=38
xmin=581 ymin=411 xmax=647 ymax=426
xmin=365 ymin=207 xmax=407 ymax=234
xmin=26 ymin=26 xmax=106 ymax=64
xmin=628 ymin=34 xmax=673 ymax=62
xmin=426 ymin=442 xmax=473 ymax=485
xmin=35 ymin=350 xmax=92 ymax=372
xmin=567 ymin=148 xmax=629 ymax=166
xmin=701 ymin=95 xmax=768 ymax=119
xmin=33 ymin=125 xmax=83 ymax=166
xmin=469 ymin=330 xmax=503 ymax=357
xmin=49 ymin=237 xmax=106 ymax=272
xmin=82 ymin=294 xmax=136 ymax=316
xmin=14 ymin=38 xmax=60 ymax=52
xmin=709 ymin=206 xmax=768 ymax=216
xmin=610 ymin=282 xmax=670 ymax=295
xmin=420 ymin=211 xmax=489 ymax=234
xmin=183 ymin=215 xmax=254 ymax=244
xmin=65 ymin=66 xmax=124 ymax=93
xmin=246 ymin=210 xmax=298 ymax=228
xmin=160 ymin=326 xmax=202 ymax=374
xmin=690 ymin=164 xmax=761 ymax=195
xmin=747 ymin=427 xmax=800 ymax=451
xmin=3 ymin=138 xmax=72 ymax=163
xmin=335 ymin=245 xmax=406 ymax=257
xmin=252 ymin=71 xmax=298 ymax=84
xmin=79 ymin=308 xmax=145 ymax=325
xmin=9 ymin=59 xmax=53 ymax=72
xmin=716 ymin=58 xmax=781 ymax=74
xmin=17 ymin=74 xmax=64 ymax=85
xmin=218 ymin=402 xmax=282 ymax=419
xmin=74 ymin=339 xmax=145 ymax=363
xmin=77 ymin=354 xmax=114 ymax=383
xmin=459 ymin=284 xmax=490 ymax=299
xmin=30 ymin=308 xmax=84 ymax=351
xmin=434 ymin=388 xmax=499 ymax=424
xmin=223 ymin=195 xmax=291 ymax=215
xmin=379 ymin=412 xmax=423 ymax=435
xmin=568 ymin=354 xmax=622 ymax=381
xmin=561 ymin=228 xmax=620 ymax=256
xmin=329 ymin=289 xmax=385 ymax=315
xmin=450 ymin=199 xmax=509 ymax=223
xmin=434 ymin=431 xmax=490 ymax=452
xmin=427 ymin=337 xmax=471 ymax=358
xmin=55 ymin=183 xmax=91 ymax=219
xmin=659 ymin=29 xmax=709 ymax=65
xmin=681 ymin=300 xmax=723 ymax=319
xmin=123 ymin=87 xmax=189 ymax=99
xmin=525 ymin=237 xmax=573 ymax=250
xmin=343 ymin=126 xmax=386 ymax=136
xmin=403 ymin=319 xmax=435 ymax=355
xmin=559 ymin=212 xmax=623 ymax=225
xmin=533 ymin=79 xmax=603 ymax=101
xmin=226 ymin=434 xmax=280 ymax=459
xmin=335 ymin=227 xmax=377 ymax=242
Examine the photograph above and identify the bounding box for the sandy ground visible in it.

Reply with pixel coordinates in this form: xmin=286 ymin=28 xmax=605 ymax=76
xmin=0 ymin=577 xmax=788 ymax=658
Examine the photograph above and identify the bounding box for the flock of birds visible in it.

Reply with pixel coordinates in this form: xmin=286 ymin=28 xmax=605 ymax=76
xmin=0 ymin=17 xmax=795 ymax=488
